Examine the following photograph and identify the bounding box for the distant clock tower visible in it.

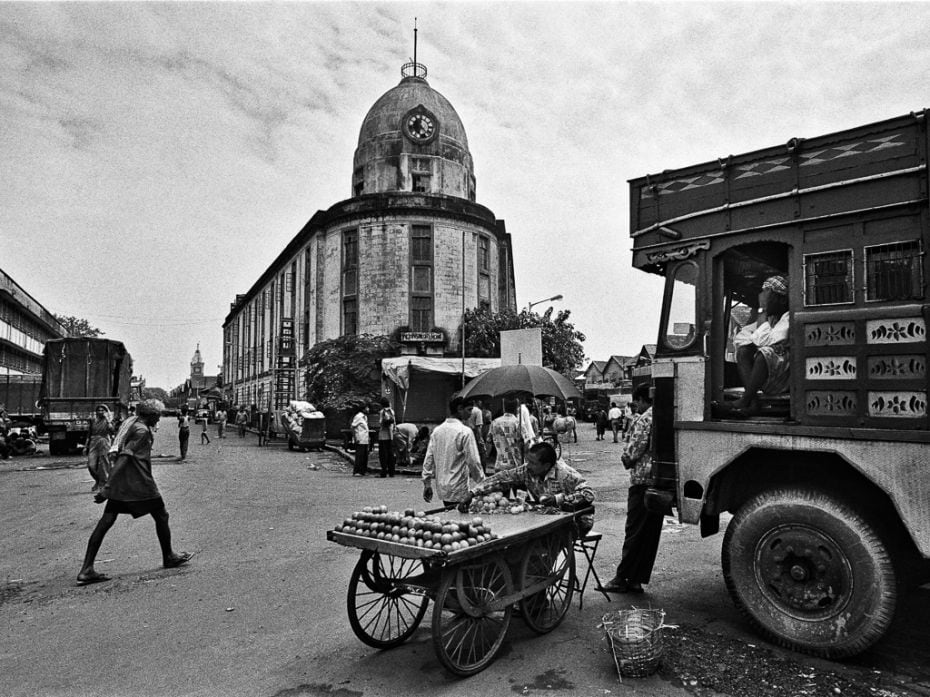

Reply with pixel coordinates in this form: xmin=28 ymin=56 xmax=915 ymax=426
xmin=190 ymin=343 xmax=204 ymax=389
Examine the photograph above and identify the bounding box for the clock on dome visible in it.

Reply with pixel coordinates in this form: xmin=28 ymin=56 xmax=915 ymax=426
xmin=403 ymin=107 xmax=438 ymax=144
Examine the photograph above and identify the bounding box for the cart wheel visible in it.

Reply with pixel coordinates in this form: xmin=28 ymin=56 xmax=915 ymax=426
xmin=518 ymin=529 xmax=575 ymax=634
xmin=347 ymin=550 xmax=429 ymax=649
xmin=432 ymin=556 xmax=513 ymax=676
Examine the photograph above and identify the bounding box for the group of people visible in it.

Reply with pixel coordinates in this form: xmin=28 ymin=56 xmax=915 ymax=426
xmin=350 ymin=398 xmax=430 ymax=477
xmin=0 ymin=407 xmax=38 ymax=459
xmin=412 ymin=387 xmax=660 ymax=594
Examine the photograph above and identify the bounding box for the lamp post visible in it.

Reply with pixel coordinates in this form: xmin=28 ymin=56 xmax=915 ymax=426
xmin=526 ymin=294 xmax=563 ymax=313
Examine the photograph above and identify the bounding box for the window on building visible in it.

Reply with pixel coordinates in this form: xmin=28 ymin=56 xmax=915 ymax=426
xmin=498 ymin=244 xmax=509 ymax=309
xmin=411 ymin=157 xmax=432 ymax=193
xmin=478 ymin=235 xmax=491 ymax=307
xmin=353 ymin=167 xmax=364 ymax=196
xmin=865 ymin=240 xmax=923 ymax=301
xmin=343 ymin=229 xmax=359 ymax=335
xmin=410 ymin=225 xmax=434 ymax=331
xmin=804 ymin=250 xmax=854 ymax=306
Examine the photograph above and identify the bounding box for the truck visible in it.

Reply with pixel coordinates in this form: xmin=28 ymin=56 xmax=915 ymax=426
xmin=629 ymin=110 xmax=930 ymax=658
xmin=0 ymin=373 xmax=43 ymax=425
xmin=39 ymin=338 xmax=133 ymax=455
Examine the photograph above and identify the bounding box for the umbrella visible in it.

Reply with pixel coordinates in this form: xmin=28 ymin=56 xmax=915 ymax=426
xmin=458 ymin=365 xmax=582 ymax=401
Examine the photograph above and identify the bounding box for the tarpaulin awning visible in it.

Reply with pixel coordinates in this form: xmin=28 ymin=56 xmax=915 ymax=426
xmin=381 ymin=357 xmax=501 ymax=391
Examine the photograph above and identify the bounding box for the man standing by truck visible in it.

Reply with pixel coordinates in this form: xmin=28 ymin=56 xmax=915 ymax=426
xmin=77 ymin=399 xmax=191 ymax=585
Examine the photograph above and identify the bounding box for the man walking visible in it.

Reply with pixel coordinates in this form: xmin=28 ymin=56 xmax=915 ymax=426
xmin=608 ymin=402 xmax=623 ymax=443
xmin=351 ymin=404 xmax=370 ymax=477
xmin=422 ymin=397 xmax=485 ymax=507
xmin=236 ymin=407 xmax=248 ymax=438
xmin=215 ymin=407 xmax=227 ymax=439
xmin=77 ymin=399 xmax=191 ymax=585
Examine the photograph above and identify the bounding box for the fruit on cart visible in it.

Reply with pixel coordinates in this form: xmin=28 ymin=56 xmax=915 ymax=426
xmin=333 ymin=507 xmax=496 ymax=548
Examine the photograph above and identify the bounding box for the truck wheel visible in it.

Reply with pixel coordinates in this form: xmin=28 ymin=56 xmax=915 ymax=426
xmin=49 ymin=440 xmax=68 ymax=456
xmin=722 ymin=488 xmax=898 ymax=658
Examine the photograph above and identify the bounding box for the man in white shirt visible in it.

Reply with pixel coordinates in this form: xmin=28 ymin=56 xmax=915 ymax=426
xmin=608 ymin=403 xmax=623 ymax=443
xmin=729 ymin=274 xmax=790 ymax=415
xmin=422 ymin=397 xmax=485 ymax=506
xmin=351 ymin=405 xmax=370 ymax=476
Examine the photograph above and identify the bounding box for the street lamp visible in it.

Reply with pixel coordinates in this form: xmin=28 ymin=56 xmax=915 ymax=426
xmin=526 ymin=294 xmax=563 ymax=313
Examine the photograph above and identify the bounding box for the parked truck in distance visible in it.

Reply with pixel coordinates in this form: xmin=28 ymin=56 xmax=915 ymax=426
xmin=0 ymin=373 xmax=43 ymax=426
xmin=629 ymin=110 xmax=930 ymax=658
xmin=39 ymin=338 xmax=133 ymax=455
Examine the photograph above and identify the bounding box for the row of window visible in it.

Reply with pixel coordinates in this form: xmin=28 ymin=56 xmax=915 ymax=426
xmin=0 ymin=300 xmax=59 ymax=347
xmin=804 ymin=239 xmax=923 ymax=306
xmin=341 ymin=225 xmax=497 ymax=334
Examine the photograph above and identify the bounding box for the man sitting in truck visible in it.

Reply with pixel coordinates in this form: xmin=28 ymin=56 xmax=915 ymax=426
xmin=719 ymin=274 xmax=790 ymax=417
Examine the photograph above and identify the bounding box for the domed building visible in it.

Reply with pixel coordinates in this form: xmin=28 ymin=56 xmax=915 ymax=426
xmin=223 ymin=60 xmax=516 ymax=415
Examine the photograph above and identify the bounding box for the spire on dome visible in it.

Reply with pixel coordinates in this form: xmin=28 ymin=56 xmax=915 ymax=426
xmin=401 ymin=17 xmax=427 ymax=80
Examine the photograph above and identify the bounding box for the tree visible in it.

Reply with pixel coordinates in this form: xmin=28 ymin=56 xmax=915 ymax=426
xmin=304 ymin=334 xmax=400 ymax=412
xmin=461 ymin=306 xmax=586 ymax=377
xmin=142 ymin=387 xmax=169 ymax=403
xmin=55 ymin=315 xmax=104 ymax=338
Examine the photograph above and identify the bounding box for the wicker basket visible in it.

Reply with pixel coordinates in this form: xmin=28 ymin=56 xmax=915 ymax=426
xmin=601 ymin=608 xmax=666 ymax=678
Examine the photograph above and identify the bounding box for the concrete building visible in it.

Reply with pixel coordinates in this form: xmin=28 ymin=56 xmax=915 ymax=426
xmin=0 ymin=269 xmax=67 ymax=375
xmin=223 ymin=58 xmax=517 ymax=410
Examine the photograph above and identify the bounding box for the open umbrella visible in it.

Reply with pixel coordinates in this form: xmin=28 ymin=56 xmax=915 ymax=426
xmin=458 ymin=364 xmax=582 ymax=401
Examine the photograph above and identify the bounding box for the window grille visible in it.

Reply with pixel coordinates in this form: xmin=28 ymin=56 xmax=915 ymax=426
xmin=411 ymin=296 xmax=432 ymax=332
xmin=804 ymin=250 xmax=853 ymax=305
xmin=865 ymin=240 xmax=923 ymax=301
xmin=343 ymin=298 xmax=358 ymax=336
xmin=412 ymin=173 xmax=431 ymax=192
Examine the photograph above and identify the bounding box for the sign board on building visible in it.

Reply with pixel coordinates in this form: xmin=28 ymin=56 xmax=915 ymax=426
xmin=400 ymin=331 xmax=444 ymax=343
xmin=500 ymin=328 xmax=543 ymax=366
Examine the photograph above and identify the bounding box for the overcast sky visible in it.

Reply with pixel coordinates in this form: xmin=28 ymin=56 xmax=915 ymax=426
xmin=3 ymin=2 xmax=929 ymax=388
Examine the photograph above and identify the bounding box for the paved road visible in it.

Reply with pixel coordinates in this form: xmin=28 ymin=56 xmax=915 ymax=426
xmin=1 ymin=422 xmax=928 ymax=697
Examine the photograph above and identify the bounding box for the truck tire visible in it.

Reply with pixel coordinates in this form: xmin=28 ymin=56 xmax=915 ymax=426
xmin=722 ymin=487 xmax=898 ymax=658
xmin=49 ymin=439 xmax=68 ymax=456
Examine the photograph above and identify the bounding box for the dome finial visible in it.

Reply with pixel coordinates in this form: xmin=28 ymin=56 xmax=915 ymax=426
xmin=401 ymin=17 xmax=427 ymax=79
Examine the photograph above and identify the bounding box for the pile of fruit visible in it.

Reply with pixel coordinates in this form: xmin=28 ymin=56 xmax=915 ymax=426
xmin=468 ymin=491 xmax=532 ymax=515
xmin=334 ymin=505 xmax=496 ymax=552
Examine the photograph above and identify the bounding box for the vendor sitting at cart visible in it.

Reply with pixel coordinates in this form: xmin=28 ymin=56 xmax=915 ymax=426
xmin=458 ymin=442 xmax=595 ymax=536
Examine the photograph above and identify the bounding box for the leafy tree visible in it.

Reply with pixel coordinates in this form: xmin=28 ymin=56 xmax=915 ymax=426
xmin=461 ymin=306 xmax=586 ymax=377
xmin=142 ymin=387 xmax=169 ymax=403
xmin=304 ymin=334 xmax=400 ymax=412
xmin=55 ymin=315 xmax=104 ymax=338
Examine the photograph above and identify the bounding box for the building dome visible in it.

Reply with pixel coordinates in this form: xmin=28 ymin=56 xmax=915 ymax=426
xmin=352 ymin=66 xmax=476 ymax=200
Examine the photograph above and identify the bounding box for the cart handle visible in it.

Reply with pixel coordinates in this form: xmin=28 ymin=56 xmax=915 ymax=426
xmin=424 ymin=504 xmax=457 ymax=515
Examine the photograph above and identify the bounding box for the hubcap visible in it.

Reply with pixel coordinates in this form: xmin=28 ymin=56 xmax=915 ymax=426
xmin=754 ymin=525 xmax=852 ymax=618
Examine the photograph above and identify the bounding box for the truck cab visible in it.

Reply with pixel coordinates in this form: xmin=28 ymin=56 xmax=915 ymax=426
xmin=630 ymin=110 xmax=930 ymax=657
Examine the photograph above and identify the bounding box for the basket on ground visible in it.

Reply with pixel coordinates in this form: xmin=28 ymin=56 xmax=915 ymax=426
xmin=601 ymin=608 xmax=666 ymax=678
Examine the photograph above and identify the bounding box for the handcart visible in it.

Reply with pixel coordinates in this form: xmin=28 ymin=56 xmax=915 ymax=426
xmin=288 ymin=413 xmax=326 ymax=452
xmin=327 ymin=508 xmax=585 ymax=677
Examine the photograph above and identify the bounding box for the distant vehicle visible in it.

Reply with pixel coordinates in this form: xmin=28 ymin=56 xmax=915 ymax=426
xmin=39 ymin=338 xmax=132 ymax=456
xmin=196 ymin=408 xmax=210 ymax=422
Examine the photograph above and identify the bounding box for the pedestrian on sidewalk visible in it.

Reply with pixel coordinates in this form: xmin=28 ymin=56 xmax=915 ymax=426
xmin=215 ymin=408 xmax=227 ymax=438
xmin=258 ymin=407 xmax=272 ymax=447
xmin=351 ymin=404 xmax=370 ymax=476
xmin=377 ymin=397 xmax=395 ymax=478
xmin=84 ymin=405 xmax=114 ymax=492
xmin=77 ymin=399 xmax=191 ymax=586
xmin=602 ymin=384 xmax=662 ymax=594
xmin=177 ymin=406 xmax=191 ymax=460
xmin=236 ymin=407 xmax=248 ymax=438
xmin=608 ymin=402 xmax=623 ymax=443
xmin=200 ymin=414 xmax=211 ymax=445
xmin=595 ymin=406 xmax=608 ymax=441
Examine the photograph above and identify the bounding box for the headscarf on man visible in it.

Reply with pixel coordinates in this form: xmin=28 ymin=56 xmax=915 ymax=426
xmin=762 ymin=275 xmax=788 ymax=296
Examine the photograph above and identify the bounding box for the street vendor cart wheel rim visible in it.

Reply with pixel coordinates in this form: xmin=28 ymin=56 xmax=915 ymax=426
xmin=432 ymin=556 xmax=513 ymax=676
xmin=347 ymin=550 xmax=429 ymax=649
xmin=518 ymin=529 xmax=575 ymax=634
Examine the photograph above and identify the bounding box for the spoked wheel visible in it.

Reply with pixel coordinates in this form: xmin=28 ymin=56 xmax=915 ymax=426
xmin=432 ymin=556 xmax=514 ymax=676
xmin=347 ymin=550 xmax=430 ymax=649
xmin=518 ymin=529 xmax=575 ymax=633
